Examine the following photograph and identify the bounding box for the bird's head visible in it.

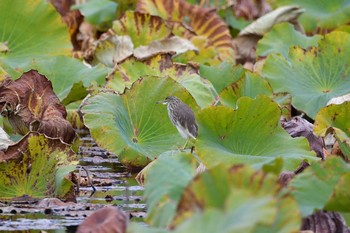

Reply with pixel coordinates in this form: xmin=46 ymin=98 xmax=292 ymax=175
xmin=156 ymin=96 xmax=179 ymax=105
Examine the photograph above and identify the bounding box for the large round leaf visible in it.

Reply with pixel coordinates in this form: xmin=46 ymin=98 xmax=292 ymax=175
xmin=290 ymin=157 xmax=350 ymax=216
xmin=272 ymin=0 xmax=350 ymax=32
xmin=257 ymin=22 xmax=321 ymax=58
xmin=144 ymin=152 xmax=197 ymax=227
xmin=262 ymin=31 xmax=350 ymax=118
xmin=0 ymin=0 xmax=71 ymax=75
xmin=195 ymin=95 xmax=317 ymax=170
xmin=82 ymin=76 xmax=199 ymax=168
xmin=173 ymin=165 xmax=301 ymax=233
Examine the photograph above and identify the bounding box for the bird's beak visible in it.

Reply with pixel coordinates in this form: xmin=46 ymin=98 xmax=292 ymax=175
xmin=156 ymin=100 xmax=167 ymax=105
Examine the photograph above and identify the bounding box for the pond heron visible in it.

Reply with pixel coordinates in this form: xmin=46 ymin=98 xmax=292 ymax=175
xmin=157 ymin=96 xmax=198 ymax=149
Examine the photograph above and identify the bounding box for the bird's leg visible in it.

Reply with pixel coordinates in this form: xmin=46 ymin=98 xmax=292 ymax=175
xmin=182 ymin=137 xmax=190 ymax=150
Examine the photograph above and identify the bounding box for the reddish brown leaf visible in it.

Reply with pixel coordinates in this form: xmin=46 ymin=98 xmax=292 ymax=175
xmin=50 ymin=0 xmax=84 ymax=51
xmin=77 ymin=206 xmax=128 ymax=233
xmin=0 ymin=70 xmax=75 ymax=143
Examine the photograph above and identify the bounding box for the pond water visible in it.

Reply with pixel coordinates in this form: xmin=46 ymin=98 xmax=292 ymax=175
xmin=0 ymin=133 xmax=145 ymax=232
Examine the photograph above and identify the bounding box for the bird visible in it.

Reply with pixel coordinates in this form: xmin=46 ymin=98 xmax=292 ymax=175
xmin=157 ymin=96 xmax=198 ymax=149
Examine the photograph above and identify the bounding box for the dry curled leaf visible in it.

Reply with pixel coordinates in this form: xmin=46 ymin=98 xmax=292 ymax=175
xmin=0 ymin=70 xmax=75 ymax=143
xmin=233 ymin=5 xmax=305 ymax=64
xmin=282 ymin=116 xmax=324 ymax=159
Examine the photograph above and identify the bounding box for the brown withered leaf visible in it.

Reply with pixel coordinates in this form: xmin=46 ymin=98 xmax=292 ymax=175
xmin=50 ymin=0 xmax=84 ymax=51
xmin=302 ymin=210 xmax=350 ymax=233
xmin=0 ymin=70 xmax=75 ymax=144
xmin=77 ymin=206 xmax=128 ymax=233
xmin=233 ymin=5 xmax=305 ymax=64
xmin=136 ymin=0 xmax=234 ymax=61
xmin=232 ymin=0 xmax=271 ymax=21
xmin=281 ymin=116 xmax=324 ymax=159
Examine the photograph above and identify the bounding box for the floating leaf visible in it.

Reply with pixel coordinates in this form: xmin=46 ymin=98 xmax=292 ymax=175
xmin=0 ymin=0 xmax=71 ymax=74
xmin=0 ymin=70 xmax=75 ymax=143
xmin=257 ymin=22 xmax=322 ymax=58
xmin=144 ymin=152 xmax=197 ymax=227
xmin=219 ymin=71 xmax=273 ymax=108
xmin=263 ymin=31 xmax=350 ymax=118
xmin=290 ymin=157 xmax=350 ymax=216
xmin=195 ymin=95 xmax=317 ymax=170
xmin=314 ymin=102 xmax=350 ymax=159
xmin=81 ymin=76 xmax=199 ymax=168
xmin=0 ymin=133 xmax=74 ymax=199
xmin=173 ymin=165 xmax=301 ymax=233
xmin=199 ymin=62 xmax=244 ymax=93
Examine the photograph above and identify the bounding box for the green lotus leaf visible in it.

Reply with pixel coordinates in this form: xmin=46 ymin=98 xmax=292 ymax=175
xmin=144 ymin=151 xmax=197 ymax=227
xmin=257 ymin=23 xmax=322 ymax=58
xmin=290 ymin=157 xmax=350 ymax=216
xmin=273 ymin=0 xmax=350 ymax=32
xmin=0 ymin=0 xmax=71 ymax=74
xmin=72 ymin=0 xmax=118 ymax=26
xmin=195 ymin=95 xmax=317 ymax=170
xmin=262 ymin=31 xmax=350 ymax=118
xmin=173 ymin=165 xmax=300 ymax=233
xmin=113 ymin=11 xmax=171 ymax=48
xmin=106 ymin=53 xmax=217 ymax=108
xmin=0 ymin=133 xmax=75 ymax=199
xmin=199 ymin=62 xmax=244 ymax=94
xmin=314 ymin=102 xmax=350 ymax=160
xmin=220 ymin=71 xmax=272 ymax=108
xmin=219 ymin=71 xmax=292 ymax=117
xmin=81 ymin=76 xmax=199 ymax=168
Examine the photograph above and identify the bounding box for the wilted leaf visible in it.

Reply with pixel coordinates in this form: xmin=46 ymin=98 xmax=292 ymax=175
xmin=27 ymin=56 xmax=109 ymax=105
xmin=238 ymin=5 xmax=304 ymax=36
xmin=282 ymin=116 xmax=324 ymax=159
xmin=81 ymin=76 xmax=199 ymax=168
xmin=263 ymin=31 xmax=350 ymax=118
xmin=136 ymin=0 xmax=234 ymax=62
xmin=0 ymin=126 xmax=12 ymax=150
xmin=257 ymin=22 xmax=321 ymax=58
xmin=0 ymin=0 xmax=71 ymax=74
xmin=0 ymin=133 xmax=74 ymax=199
xmin=144 ymin=152 xmax=197 ymax=227
xmin=195 ymin=95 xmax=317 ymax=170
xmin=92 ymin=33 xmax=134 ymax=67
xmin=77 ymin=206 xmax=128 ymax=233
xmin=314 ymin=102 xmax=350 ymax=160
xmin=173 ymin=165 xmax=301 ymax=233
xmin=0 ymin=70 xmax=75 ymax=143
xmin=113 ymin=11 xmax=171 ymax=48
xmin=233 ymin=5 xmax=304 ymax=64
xmin=106 ymin=53 xmax=218 ymax=108
xmin=290 ymin=157 xmax=350 ymax=216
xmin=134 ymin=36 xmax=198 ymax=60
